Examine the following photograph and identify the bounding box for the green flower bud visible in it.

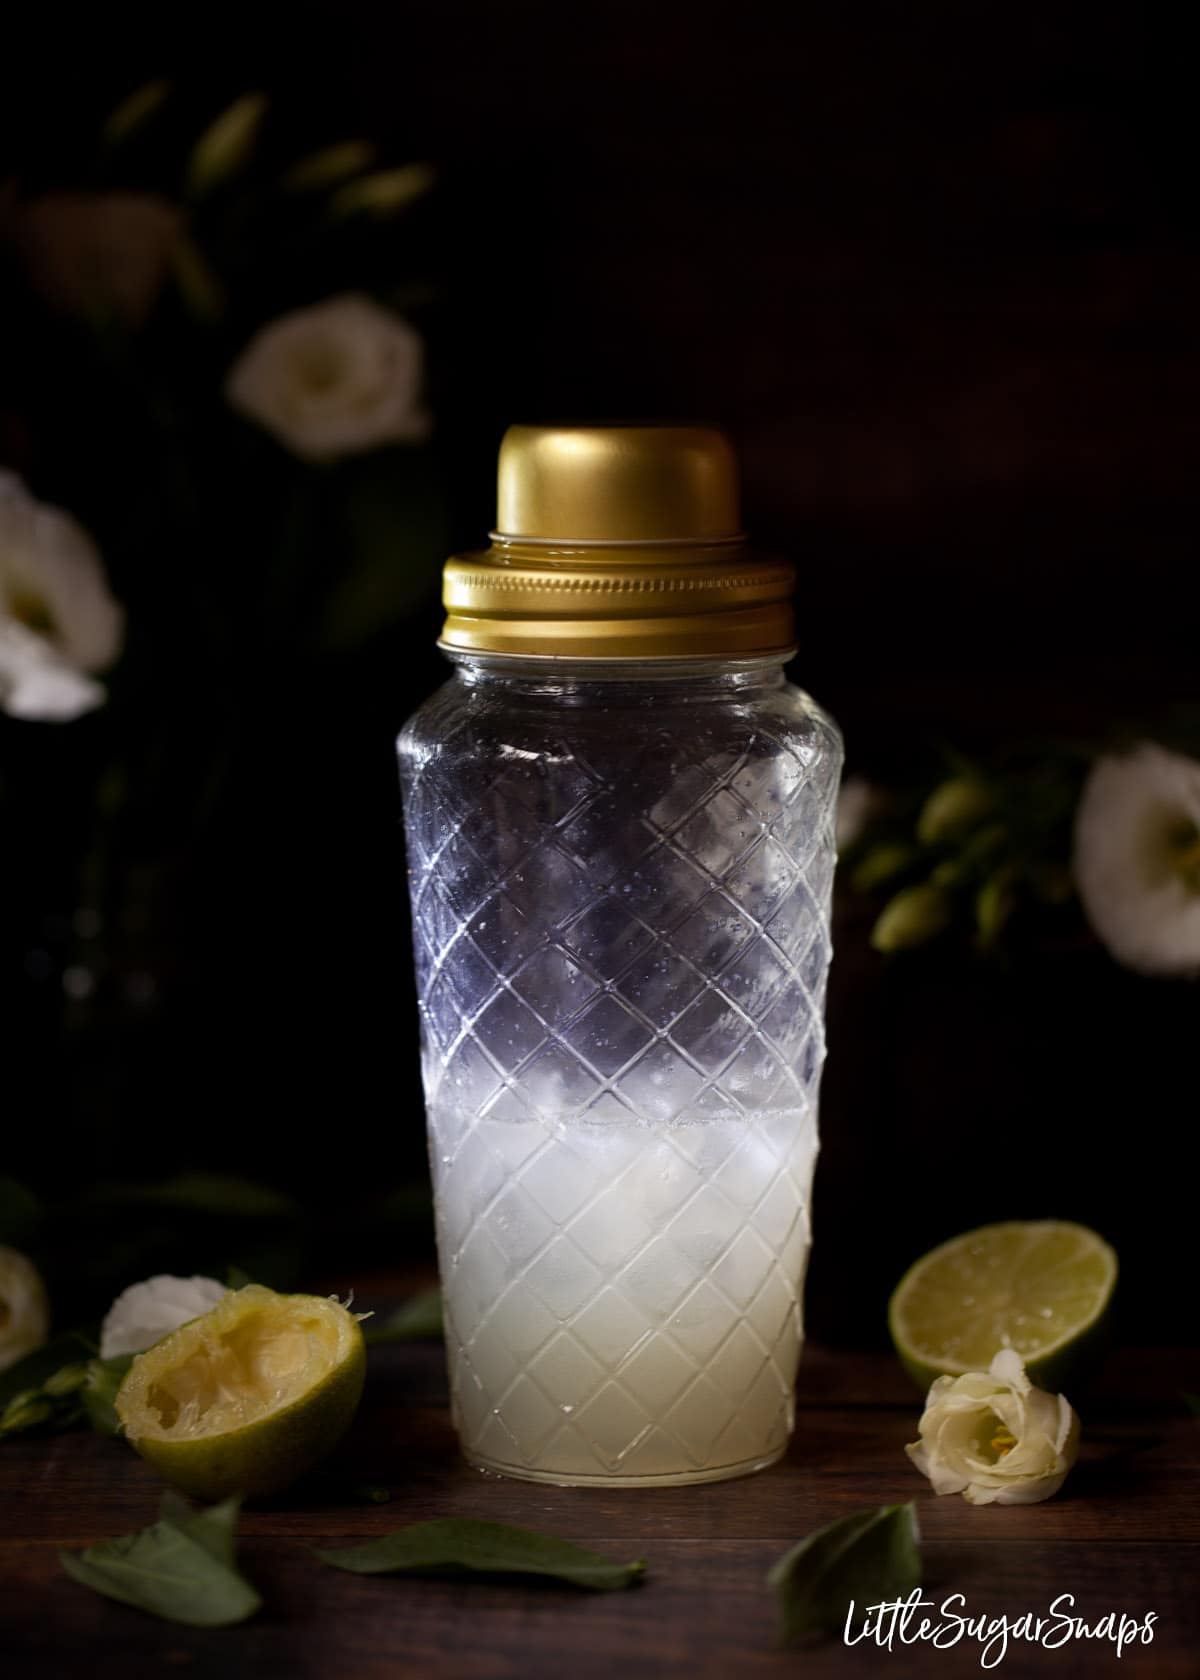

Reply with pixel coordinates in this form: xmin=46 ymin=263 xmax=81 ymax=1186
xmin=930 ymin=856 xmax=967 ymax=888
xmin=931 ymin=822 xmax=1009 ymax=889
xmin=917 ymin=777 xmax=995 ymax=845
xmin=870 ymin=883 xmax=952 ymax=952
xmin=284 ymin=140 xmax=376 ymax=192
xmin=186 ymin=92 xmax=268 ymax=197
xmin=329 ymin=163 xmax=435 ymax=219
xmin=851 ymin=842 xmax=917 ymax=894
xmin=976 ymin=873 xmax=1018 ymax=948
xmin=0 ymin=1396 xmax=52 ymax=1437
xmin=42 ymin=1362 xmax=88 ymax=1398
xmin=2 ymin=1388 xmax=42 ymax=1414
xmin=102 ymin=80 xmax=171 ymax=147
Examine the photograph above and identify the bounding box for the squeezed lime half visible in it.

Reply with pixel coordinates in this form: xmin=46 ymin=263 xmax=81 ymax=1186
xmin=116 ymin=1284 xmax=365 ymax=1499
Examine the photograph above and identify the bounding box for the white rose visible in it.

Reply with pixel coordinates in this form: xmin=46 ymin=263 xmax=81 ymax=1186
xmin=100 ymin=1274 xmax=227 ymax=1359
xmin=906 ymin=1349 xmax=1080 ymax=1506
xmin=0 ymin=471 xmax=124 ymax=721
xmin=1073 ymin=741 xmax=1200 ymax=976
xmin=0 ymin=1246 xmax=50 ymax=1373
xmin=226 ymin=293 xmax=431 ymax=463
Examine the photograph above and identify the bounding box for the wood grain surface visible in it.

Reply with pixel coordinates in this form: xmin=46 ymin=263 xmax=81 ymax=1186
xmin=1 ymin=1312 xmax=1196 ymax=1680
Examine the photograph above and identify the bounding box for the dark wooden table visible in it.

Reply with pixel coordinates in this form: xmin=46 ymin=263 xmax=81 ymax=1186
xmin=2 ymin=1296 xmax=1196 ymax=1680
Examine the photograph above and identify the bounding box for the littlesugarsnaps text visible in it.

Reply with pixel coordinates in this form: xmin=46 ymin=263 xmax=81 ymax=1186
xmin=844 ymin=1590 xmax=1157 ymax=1669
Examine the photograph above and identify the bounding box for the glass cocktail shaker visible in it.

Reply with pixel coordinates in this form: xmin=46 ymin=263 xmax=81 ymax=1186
xmin=398 ymin=425 xmax=843 ymax=1485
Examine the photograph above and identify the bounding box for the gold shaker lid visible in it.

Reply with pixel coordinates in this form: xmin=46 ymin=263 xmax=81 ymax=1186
xmin=439 ymin=423 xmax=795 ymax=659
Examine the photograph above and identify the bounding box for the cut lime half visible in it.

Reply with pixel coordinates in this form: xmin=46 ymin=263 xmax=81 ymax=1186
xmin=888 ymin=1220 xmax=1117 ymax=1394
xmin=116 ymin=1283 xmax=365 ymax=1500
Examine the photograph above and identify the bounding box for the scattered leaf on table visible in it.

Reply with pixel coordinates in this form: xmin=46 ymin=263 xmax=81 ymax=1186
xmin=363 ymin=1287 xmax=443 ymax=1344
xmin=60 ymin=1498 xmax=260 ymax=1626
xmin=314 ymin=1519 xmax=646 ymax=1592
xmin=157 ymin=1493 xmax=241 ymax=1570
xmin=768 ymin=1502 xmax=921 ymax=1643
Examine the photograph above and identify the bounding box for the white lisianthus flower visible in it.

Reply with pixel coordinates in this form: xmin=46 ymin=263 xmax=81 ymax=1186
xmin=226 ymin=293 xmax=431 ymax=463
xmin=906 ymin=1349 xmax=1080 ymax=1506
xmin=836 ymin=775 xmax=877 ymax=850
xmin=1073 ymin=742 xmax=1200 ymax=976
xmin=0 ymin=472 xmax=124 ymax=722
xmin=100 ymin=1274 xmax=227 ymax=1360
xmin=0 ymin=1246 xmax=50 ymax=1373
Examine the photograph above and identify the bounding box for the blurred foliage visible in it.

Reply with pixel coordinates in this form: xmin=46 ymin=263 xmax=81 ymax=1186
xmin=1 ymin=82 xmax=449 ymax=1199
xmin=840 ymin=745 xmax=1090 ymax=957
xmin=0 ymin=1171 xmax=434 ymax=1330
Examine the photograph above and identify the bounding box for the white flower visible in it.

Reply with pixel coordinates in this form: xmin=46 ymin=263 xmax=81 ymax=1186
xmin=0 ymin=1246 xmax=50 ymax=1373
xmin=226 ymin=293 xmax=430 ymax=463
xmin=1073 ymin=742 xmax=1200 ymax=976
xmin=99 ymin=1274 xmax=227 ymax=1359
xmin=836 ymin=776 xmax=877 ymax=849
xmin=0 ymin=472 xmax=124 ymax=721
xmin=906 ymin=1349 xmax=1079 ymax=1506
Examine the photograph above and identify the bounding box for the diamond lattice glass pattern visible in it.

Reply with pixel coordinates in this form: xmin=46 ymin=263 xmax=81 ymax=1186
xmin=399 ymin=664 xmax=842 ymax=1485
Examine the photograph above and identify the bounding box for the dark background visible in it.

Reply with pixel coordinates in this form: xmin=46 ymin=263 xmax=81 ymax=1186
xmin=2 ymin=2 xmax=1196 ymax=1341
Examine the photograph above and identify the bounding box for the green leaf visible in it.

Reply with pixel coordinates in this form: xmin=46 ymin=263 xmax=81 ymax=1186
xmin=767 ymin=1503 xmax=921 ymax=1643
xmin=157 ymin=1493 xmax=241 ymax=1570
xmin=1185 ymin=1393 xmax=1200 ymax=1419
xmin=82 ymin=1356 xmax=134 ymax=1436
xmin=60 ymin=1500 xmax=259 ymax=1627
xmin=313 ymin=1519 xmax=646 ymax=1592
xmin=363 ymin=1287 xmax=443 ymax=1345
xmin=0 ymin=1333 xmax=95 ymax=1409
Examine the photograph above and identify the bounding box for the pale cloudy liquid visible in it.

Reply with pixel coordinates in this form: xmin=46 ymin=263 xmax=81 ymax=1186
xmin=430 ymin=1101 xmax=818 ymax=1485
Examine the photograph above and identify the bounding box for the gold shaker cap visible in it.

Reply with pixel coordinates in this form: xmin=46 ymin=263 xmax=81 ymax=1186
xmin=439 ymin=423 xmax=795 ymax=660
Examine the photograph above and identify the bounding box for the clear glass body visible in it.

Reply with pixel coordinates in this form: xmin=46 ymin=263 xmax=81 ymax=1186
xmin=397 ymin=655 xmax=843 ymax=1486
